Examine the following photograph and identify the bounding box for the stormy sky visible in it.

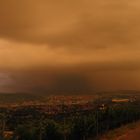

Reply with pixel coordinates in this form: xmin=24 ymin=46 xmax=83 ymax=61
xmin=0 ymin=0 xmax=140 ymax=93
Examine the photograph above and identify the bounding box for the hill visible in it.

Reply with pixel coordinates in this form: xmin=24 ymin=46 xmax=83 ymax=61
xmin=100 ymin=121 xmax=140 ymax=140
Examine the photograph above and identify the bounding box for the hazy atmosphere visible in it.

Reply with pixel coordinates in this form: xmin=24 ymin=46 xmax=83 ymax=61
xmin=0 ymin=0 xmax=140 ymax=93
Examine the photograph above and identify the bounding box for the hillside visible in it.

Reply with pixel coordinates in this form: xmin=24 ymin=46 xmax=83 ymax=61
xmin=100 ymin=121 xmax=140 ymax=140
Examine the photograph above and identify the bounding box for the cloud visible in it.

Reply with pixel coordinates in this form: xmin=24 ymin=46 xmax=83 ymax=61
xmin=0 ymin=39 xmax=140 ymax=70
xmin=0 ymin=0 xmax=140 ymax=49
xmin=2 ymin=65 xmax=140 ymax=93
xmin=0 ymin=0 xmax=140 ymax=92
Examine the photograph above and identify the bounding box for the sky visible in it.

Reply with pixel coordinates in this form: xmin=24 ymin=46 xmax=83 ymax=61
xmin=0 ymin=0 xmax=140 ymax=93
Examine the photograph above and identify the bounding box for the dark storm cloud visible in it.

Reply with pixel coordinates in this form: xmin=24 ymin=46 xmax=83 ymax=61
xmin=0 ymin=0 xmax=140 ymax=49
xmin=3 ymin=62 xmax=140 ymax=93
xmin=0 ymin=0 xmax=140 ymax=92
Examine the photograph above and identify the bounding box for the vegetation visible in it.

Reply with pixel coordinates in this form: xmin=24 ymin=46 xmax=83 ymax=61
xmin=0 ymin=100 xmax=140 ymax=140
xmin=0 ymin=91 xmax=139 ymax=140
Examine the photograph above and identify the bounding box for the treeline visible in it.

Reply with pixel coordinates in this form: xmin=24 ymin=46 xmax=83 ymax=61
xmin=0 ymin=102 xmax=140 ymax=140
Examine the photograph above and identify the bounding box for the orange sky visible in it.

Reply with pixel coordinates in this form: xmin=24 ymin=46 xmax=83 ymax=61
xmin=0 ymin=0 xmax=140 ymax=93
